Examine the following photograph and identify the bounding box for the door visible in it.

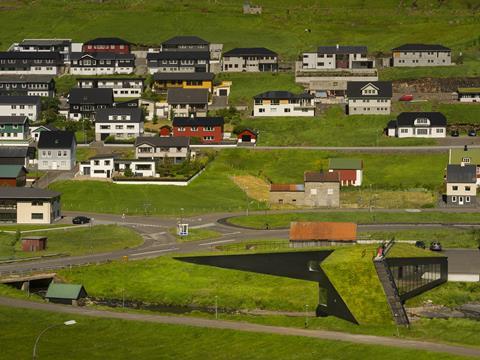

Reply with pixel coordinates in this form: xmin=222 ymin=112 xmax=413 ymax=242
xmin=51 ymin=161 xmax=57 ymax=170
xmin=242 ymin=134 xmax=252 ymax=142
xmin=84 ymin=167 xmax=91 ymax=176
xmin=106 ymin=170 xmax=111 ymax=178
xmin=459 ymin=196 xmax=464 ymax=205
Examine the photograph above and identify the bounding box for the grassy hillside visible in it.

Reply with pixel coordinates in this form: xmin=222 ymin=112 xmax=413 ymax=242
xmin=0 ymin=0 xmax=479 ymax=61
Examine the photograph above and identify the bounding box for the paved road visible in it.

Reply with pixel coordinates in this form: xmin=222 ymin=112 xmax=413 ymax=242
xmin=1 ymin=296 xmax=479 ymax=358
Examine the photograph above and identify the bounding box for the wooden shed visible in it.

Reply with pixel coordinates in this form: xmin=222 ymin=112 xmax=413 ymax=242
xmin=45 ymin=283 xmax=87 ymax=305
xmin=237 ymin=128 xmax=258 ymax=143
xmin=21 ymin=236 xmax=47 ymax=252
xmin=289 ymin=222 xmax=357 ymax=247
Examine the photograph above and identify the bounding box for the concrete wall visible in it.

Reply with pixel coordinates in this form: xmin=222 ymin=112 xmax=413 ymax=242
xmin=269 ymin=191 xmax=305 ymax=205
xmin=304 ymin=182 xmax=340 ymax=207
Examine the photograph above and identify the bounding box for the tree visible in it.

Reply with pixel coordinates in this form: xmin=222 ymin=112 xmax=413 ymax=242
xmin=124 ymin=167 xmax=134 ymax=177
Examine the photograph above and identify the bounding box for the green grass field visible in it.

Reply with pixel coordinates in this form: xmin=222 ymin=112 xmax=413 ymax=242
xmin=0 ymin=225 xmax=143 ymax=260
xmin=393 ymin=101 xmax=480 ymax=125
xmin=406 ymin=282 xmax=480 ymax=308
xmin=228 ymin=211 xmax=480 ymax=229
xmin=170 ymin=227 xmax=222 ymax=243
xmin=0 ymin=306 xmax=470 ymax=360
xmin=379 ymin=60 xmax=480 ymax=81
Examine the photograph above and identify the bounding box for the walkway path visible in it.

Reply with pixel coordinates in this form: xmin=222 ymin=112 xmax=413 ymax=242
xmin=1 ymin=296 xmax=479 ymax=358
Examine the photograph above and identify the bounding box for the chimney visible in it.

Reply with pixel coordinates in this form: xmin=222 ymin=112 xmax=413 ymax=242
xmin=336 ymin=44 xmax=339 ymax=49
xmin=464 ymin=145 xmax=468 ymax=151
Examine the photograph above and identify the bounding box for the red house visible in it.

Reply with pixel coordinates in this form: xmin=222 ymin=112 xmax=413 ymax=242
xmin=172 ymin=117 xmax=224 ymax=143
xmin=159 ymin=125 xmax=172 ymax=137
xmin=237 ymin=128 xmax=258 ymax=143
xmin=328 ymin=158 xmax=363 ymax=187
xmin=82 ymin=37 xmax=131 ymax=54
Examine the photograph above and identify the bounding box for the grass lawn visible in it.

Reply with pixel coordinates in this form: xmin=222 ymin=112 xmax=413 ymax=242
xmin=406 ymin=282 xmax=480 ymax=308
xmin=228 ymin=211 xmax=480 ymax=229
xmin=0 ymin=225 xmax=143 ymax=260
xmin=363 ymin=228 xmax=480 ymax=249
xmin=393 ymin=101 xmax=480 ymax=125
xmin=170 ymin=227 xmax=222 ymax=243
xmin=0 ymin=224 xmax=71 ymax=232
xmin=379 ymin=60 xmax=480 ymax=81
xmin=0 ymin=306 xmax=469 ymax=360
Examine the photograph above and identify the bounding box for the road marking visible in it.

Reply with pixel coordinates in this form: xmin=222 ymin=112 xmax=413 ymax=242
xmin=220 ymin=231 xmax=241 ymax=236
xmin=130 ymin=248 xmax=179 ymax=257
xmin=199 ymin=239 xmax=236 ymax=246
xmin=190 ymin=223 xmax=215 ymax=229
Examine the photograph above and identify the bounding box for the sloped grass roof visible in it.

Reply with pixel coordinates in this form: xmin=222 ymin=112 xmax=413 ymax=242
xmin=321 ymin=245 xmax=392 ymax=325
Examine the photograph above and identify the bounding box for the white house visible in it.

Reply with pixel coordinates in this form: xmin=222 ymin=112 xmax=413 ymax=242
xmin=346 ymin=81 xmax=392 ymax=115
xmin=94 ymin=108 xmax=144 ymax=142
xmin=253 ymin=91 xmax=315 ymax=117
xmin=79 ymin=155 xmax=156 ymax=178
xmin=30 ymin=124 xmax=58 ymax=142
xmin=70 ymin=52 xmax=135 ymax=75
xmin=0 ymin=96 xmax=41 ymax=121
xmin=301 ymin=45 xmax=375 ymax=71
xmin=0 ymin=52 xmax=62 ymax=75
xmin=392 ymin=44 xmax=452 ymax=67
xmin=76 ymin=77 xmax=144 ymax=99
xmin=387 ymin=112 xmax=447 ymax=138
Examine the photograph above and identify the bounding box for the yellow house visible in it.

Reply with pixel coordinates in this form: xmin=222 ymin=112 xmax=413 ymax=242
xmin=153 ymin=72 xmax=214 ymax=92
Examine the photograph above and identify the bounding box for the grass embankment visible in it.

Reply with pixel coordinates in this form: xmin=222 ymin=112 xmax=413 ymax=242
xmin=379 ymin=60 xmax=480 ymax=81
xmin=0 ymin=225 xmax=142 ymax=260
xmin=0 ymin=306 xmax=469 ymax=360
xmin=406 ymin=282 xmax=480 ymax=308
xmin=393 ymin=101 xmax=480 ymax=125
xmin=0 ymin=224 xmax=70 ymax=232
xmin=364 ymin=228 xmax=480 ymax=249
xmin=228 ymin=211 xmax=480 ymax=229
xmin=169 ymin=227 xmax=222 ymax=243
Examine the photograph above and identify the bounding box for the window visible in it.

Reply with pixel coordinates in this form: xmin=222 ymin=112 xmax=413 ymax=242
xmin=466 ymin=196 xmax=471 ymax=203
xmin=462 ymin=157 xmax=471 ymax=163
xmin=465 ymin=186 xmax=471 ymax=191
xmin=31 ymin=201 xmax=43 ymax=206
xmin=452 ymin=196 xmax=457 ymax=202
xmin=436 ymin=128 xmax=444 ymax=133
xmin=284 ymin=108 xmax=291 ymax=113
xmin=31 ymin=213 xmax=44 ymax=220
xmin=259 ymin=108 xmax=265 ymax=113
xmin=204 ymin=126 xmax=214 ymax=131
xmin=310 ymin=189 xmax=317 ymax=195
xmin=191 ymin=126 xmax=198 ymax=131
xmin=57 ymin=151 xmax=62 ymax=156
xmin=327 ymin=188 xmax=334 ymax=195
xmin=400 ymin=128 xmax=408 ymax=133
xmin=452 ymin=186 xmax=458 ymax=191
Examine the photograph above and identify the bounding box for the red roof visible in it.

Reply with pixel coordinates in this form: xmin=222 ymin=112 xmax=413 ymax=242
xmin=289 ymin=222 xmax=357 ymax=242
xmin=304 ymin=171 xmax=340 ymax=183
xmin=270 ymin=184 xmax=304 ymax=192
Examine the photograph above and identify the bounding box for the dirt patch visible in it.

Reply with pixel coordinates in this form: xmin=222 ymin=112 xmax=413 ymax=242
xmin=341 ymin=190 xmax=436 ymax=209
xmin=231 ymin=175 xmax=270 ymax=202
xmin=393 ymin=77 xmax=480 ymax=93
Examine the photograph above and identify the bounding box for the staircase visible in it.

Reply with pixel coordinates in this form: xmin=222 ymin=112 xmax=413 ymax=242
xmin=374 ymin=259 xmax=410 ymax=326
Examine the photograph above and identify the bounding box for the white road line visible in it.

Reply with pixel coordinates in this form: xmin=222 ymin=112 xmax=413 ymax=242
xmin=190 ymin=223 xmax=215 ymax=229
xmin=199 ymin=239 xmax=236 ymax=246
xmin=130 ymin=248 xmax=179 ymax=257
xmin=220 ymin=231 xmax=241 ymax=236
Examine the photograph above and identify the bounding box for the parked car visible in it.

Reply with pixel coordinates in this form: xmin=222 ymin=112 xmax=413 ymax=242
xmin=429 ymin=241 xmax=442 ymax=252
xmin=415 ymin=241 xmax=426 ymax=249
xmin=450 ymin=130 xmax=460 ymax=137
xmin=468 ymin=129 xmax=477 ymax=137
xmin=399 ymin=94 xmax=414 ymax=101
xmin=72 ymin=216 xmax=90 ymax=224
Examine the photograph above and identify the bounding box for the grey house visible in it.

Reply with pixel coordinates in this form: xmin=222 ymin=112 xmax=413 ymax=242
xmin=222 ymin=48 xmax=278 ymax=72
xmin=445 ymin=164 xmax=477 ymax=207
xmin=392 ymin=44 xmax=452 ymax=67
xmin=135 ymin=136 xmax=191 ymax=164
xmin=0 ymin=75 xmax=55 ymax=97
xmin=147 ymin=52 xmax=210 ymax=74
xmin=161 ymin=36 xmax=210 ymax=52
xmin=346 ymin=81 xmax=392 ymax=115
xmin=167 ymin=88 xmax=209 ymax=118
xmin=38 ymin=131 xmax=76 ymax=170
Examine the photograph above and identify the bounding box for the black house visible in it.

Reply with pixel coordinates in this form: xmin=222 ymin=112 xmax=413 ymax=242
xmin=68 ymin=88 xmax=114 ymax=120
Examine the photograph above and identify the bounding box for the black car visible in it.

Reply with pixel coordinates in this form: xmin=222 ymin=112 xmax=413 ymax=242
xmin=451 ymin=130 xmax=459 ymax=137
xmin=415 ymin=241 xmax=426 ymax=249
xmin=429 ymin=241 xmax=442 ymax=252
xmin=72 ymin=216 xmax=90 ymax=224
xmin=468 ymin=129 xmax=477 ymax=137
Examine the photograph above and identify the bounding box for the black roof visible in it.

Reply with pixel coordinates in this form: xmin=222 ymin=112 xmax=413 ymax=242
xmin=346 ymin=81 xmax=392 ymax=98
xmin=317 ymin=45 xmax=367 ymax=54
xmin=396 ymin=112 xmax=447 ymax=127
xmin=0 ymin=75 xmax=55 ymax=83
xmin=147 ymin=51 xmax=210 ymax=60
xmin=0 ymin=96 xmax=41 ymax=105
xmin=253 ymin=91 xmax=314 ymax=100
xmin=69 ymin=88 xmax=114 ymax=105
xmin=446 ymin=164 xmax=477 ymax=183
xmin=162 ymin=36 xmax=209 ymax=46
xmin=153 ymin=72 xmax=215 ymax=81
xmin=392 ymin=44 xmax=451 ymax=51
xmin=0 ymin=146 xmax=30 ymax=158
xmin=84 ymin=37 xmax=130 ymax=46
xmin=38 ymin=131 xmax=76 ymax=149
xmin=0 ymin=51 xmax=62 ymax=60
xmin=20 ymin=39 xmax=71 ymax=46
xmin=173 ymin=117 xmax=224 ymax=127
xmin=387 ymin=120 xmax=397 ymax=129
xmin=167 ymin=88 xmax=209 ymax=104
xmin=223 ymin=47 xmax=277 ymax=57
xmin=0 ymin=187 xmax=60 ymax=200
xmin=95 ymin=108 xmax=144 ymax=123
xmin=0 ymin=116 xmax=28 ymax=125
xmin=77 ymin=77 xmax=144 ymax=82
xmin=70 ymin=52 xmax=135 ymax=61
xmin=135 ymin=136 xmax=190 ymax=148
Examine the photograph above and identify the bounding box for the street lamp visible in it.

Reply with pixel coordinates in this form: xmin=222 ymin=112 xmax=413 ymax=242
xmin=33 ymin=320 xmax=76 ymax=359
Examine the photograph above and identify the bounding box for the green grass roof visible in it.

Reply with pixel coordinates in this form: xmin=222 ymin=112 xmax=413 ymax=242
xmin=328 ymin=158 xmax=363 ymax=170
xmin=45 ymin=283 xmax=84 ymax=300
xmin=0 ymin=165 xmax=25 ymax=178
xmin=458 ymin=88 xmax=480 ymax=94
xmin=449 ymin=148 xmax=480 ymax=165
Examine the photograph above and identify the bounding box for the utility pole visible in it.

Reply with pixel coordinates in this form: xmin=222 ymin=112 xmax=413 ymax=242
xmin=215 ymin=295 xmax=218 ymax=319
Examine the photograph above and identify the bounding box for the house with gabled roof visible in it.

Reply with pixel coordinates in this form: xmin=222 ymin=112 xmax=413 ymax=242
xmin=0 ymin=51 xmax=63 ymax=75
xmin=45 ymin=283 xmax=87 ymax=305
xmin=457 ymin=88 xmax=480 ymax=103
xmin=76 ymin=77 xmax=144 ymax=99
xmin=0 ymin=146 xmax=35 ymax=167
xmin=346 ymin=81 xmax=392 ymax=115
xmin=153 ymin=72 xmax=215 ymax=93
xmin=135 ymin=136 xmax=192 ymax=164
xmin=222 ymin=47 xmax=278 ymax=72
xmin=13 ymin=38 xmax=72 ymax=62
xmin=392 ymin=44 xmax=451 ymax=67
xmin=0 ymin=75 xmax=56 ymax=97
xmin=38 ymin=131 xmax=76 ymax=170
xmin=0 ymin=116 xmax=30 ymax=144
xmin=445 ymin=164 xmax=477 ymax=207
xmin=449 ymin=146 xmax=480 ymax=185
xmin=94 ymin=107 xmax=144 ymax=142
xmin=70 ymin=52 xmax=135 ymax=75
xmin=167 ymin=88 xmax=209 ymax=118
xmin=253 ymin=91 xmax=315 ymax=117
xmin=172 ymin=116 xmax=224 ymax=143
xmin=387 ymin=112 xmax=447 ymax=138
xmin=30 ymin=124 xmax=58 ymax=142
xmin=328 ymin=158 xmax=363 ymax=186
xmin=301 ymin=45 xmax=375 ymax=71
xmin=147 ymin=51 xmax=210 ymax=74
xmin=0 ymin=96 xmax=41 ymax=121
xmin=161 ymin=36 xmax=210 ymax=52
xmin=83 ymin=37 xmax=131 ymax=54
xmin=0 ymin=164 xmax=28 ymax=187
xmin=68 ymin=88 xmax=114 ymax=120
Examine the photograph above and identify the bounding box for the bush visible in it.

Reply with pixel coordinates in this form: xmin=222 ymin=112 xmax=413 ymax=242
xmin=124 ymin=168 xmax=133 ymax=177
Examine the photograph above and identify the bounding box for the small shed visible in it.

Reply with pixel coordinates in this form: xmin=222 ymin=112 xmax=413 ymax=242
xmin=159 ymin=125 xmax=172 ymax=137
xmin=289 ymin=222 xmax=357 ymax=247
xmin=45 ymin=283 xmax=87 ymax=305
xmin=21 ymin=236 xmax=47 ymax=252
xmin=0 ymin=165 xmax=28 ymax=187
xmin=237 ymin=128 xmax=258 ymax=143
